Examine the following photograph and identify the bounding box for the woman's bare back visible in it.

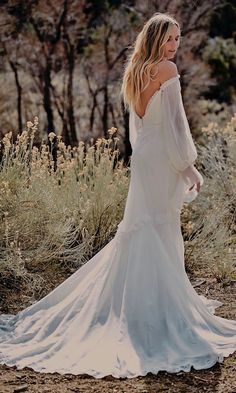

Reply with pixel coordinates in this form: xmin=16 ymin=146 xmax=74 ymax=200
xmin=134 ymin=60 xmax=178 ymax=119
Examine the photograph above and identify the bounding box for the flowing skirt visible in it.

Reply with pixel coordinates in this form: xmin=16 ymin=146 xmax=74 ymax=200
xmin=0 ymin=214 xmax=236 ymax=379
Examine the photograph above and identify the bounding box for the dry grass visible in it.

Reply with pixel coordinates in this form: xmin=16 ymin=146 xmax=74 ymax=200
xmin=0 ymin=114 xmax=235 ymax=301
xmin=0 ymin=120 xmax=129 ymax=300
xmin=182 ymin=114 xmax=236 ymax=282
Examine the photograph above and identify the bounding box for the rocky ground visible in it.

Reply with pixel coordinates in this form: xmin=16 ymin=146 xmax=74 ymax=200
xmin=0 ymin=263 xmax=235 ymax=393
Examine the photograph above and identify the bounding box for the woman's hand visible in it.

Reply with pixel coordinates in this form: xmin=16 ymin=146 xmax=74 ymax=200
xmin=189 ymin=181 xmax=201 ymax=192
xmin=182 ymin=164 xmax=203 ymax=193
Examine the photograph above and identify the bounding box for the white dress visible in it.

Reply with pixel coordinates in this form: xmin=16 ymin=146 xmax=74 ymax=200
xmin=0 ymin=75 xmax=235 ymax=379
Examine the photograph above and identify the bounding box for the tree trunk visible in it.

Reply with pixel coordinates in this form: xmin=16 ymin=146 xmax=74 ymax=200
xmin=67 ymin=44 xmax=77 ymax=146
xmin=9 ymin=60 xmax=23 ymax=133
xmin=44 ymin=57 xmax=54 ymax=133
xmin=102 ymin=85 xmax=108 ymax=138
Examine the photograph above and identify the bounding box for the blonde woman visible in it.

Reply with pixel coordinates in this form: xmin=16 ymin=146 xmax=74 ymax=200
xmin=0 ymin=12 xmax=236 ymax=379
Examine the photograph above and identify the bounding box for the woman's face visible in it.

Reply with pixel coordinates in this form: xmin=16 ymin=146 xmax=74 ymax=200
xmin=163 ymin=24 xmax=180 ymax=59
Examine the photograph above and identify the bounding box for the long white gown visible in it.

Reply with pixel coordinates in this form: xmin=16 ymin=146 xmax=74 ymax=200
xmin=0 ymin=75 xmax=236 ymax=379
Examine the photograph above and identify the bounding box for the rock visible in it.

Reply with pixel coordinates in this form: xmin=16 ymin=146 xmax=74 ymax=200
xmin=192 ymin=279 xmax=206 ymax=288
xmin=13 ymin=385 xmax=28 ymax=392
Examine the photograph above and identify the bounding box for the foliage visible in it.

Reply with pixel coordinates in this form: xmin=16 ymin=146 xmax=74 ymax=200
xmin=209 ymin=0 xmax=236 ymax=39
xmin=202 ymin=36 xmax=236 ymax=103
xmin=182 ymin=113 xmax=236 ymax=283
xmin=0 ymin=119 xmax=130 ymax=300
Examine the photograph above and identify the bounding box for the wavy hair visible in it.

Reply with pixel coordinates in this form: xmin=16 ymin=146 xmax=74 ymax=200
xmin=120 ymin=13 xmax=180 ymax=111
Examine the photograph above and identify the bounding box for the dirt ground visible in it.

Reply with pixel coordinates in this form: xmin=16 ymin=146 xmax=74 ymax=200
xmin=0 ymin=264 xmax=235 ymax=393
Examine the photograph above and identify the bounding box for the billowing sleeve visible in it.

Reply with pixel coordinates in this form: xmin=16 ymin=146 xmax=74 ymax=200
xmin=161 ymin=78 xmax=197 ymax=174
xmin=161 ymin=78 xmax=204 ymax=193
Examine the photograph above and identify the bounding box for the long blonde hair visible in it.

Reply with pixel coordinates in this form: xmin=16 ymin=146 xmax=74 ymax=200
xmin=121 ymin=12 xmax=180 ymax=111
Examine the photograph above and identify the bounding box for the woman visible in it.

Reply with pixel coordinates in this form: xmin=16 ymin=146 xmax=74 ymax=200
xmin=0 ymin=12 xmax=235 ymax=379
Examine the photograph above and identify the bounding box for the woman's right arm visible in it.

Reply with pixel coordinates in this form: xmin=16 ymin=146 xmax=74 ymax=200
xmin=160 ymin=65 xmax=203 ymax=192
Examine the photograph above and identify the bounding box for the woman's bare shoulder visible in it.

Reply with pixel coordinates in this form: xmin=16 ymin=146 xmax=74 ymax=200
xmin=155 ymin=60 xmax=178 ymax=84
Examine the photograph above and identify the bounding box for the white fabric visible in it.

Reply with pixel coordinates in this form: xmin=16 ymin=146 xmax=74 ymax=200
xmin=161 ymin=75 xmax=204 ymax=202
xmin=161 ymin=75 xmax=197 ymax=173
xmin=129 ymin=75 xmax=204 ymax=204
xmin=0 ymin=75 xmax=235 ymax=379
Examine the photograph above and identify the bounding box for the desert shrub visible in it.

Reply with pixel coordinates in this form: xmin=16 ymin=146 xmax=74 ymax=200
xmin=202 ymin=36 xmax=236 ymax=103
xmin=0 ymin=119 xmax=130 ymax=299
xmin=182 ymin=113 xmax=236 ymax=282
